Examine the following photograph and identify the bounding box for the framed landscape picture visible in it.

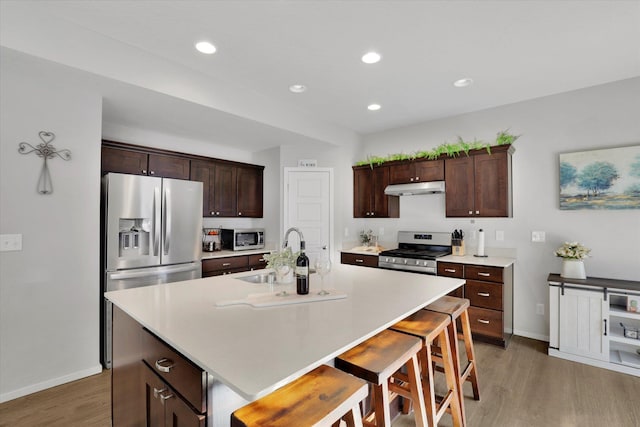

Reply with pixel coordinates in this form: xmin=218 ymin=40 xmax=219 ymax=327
xmin=559 ymin=145 xmax=640 ymax=210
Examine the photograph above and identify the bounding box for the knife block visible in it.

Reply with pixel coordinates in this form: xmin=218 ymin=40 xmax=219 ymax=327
xmin=452 ymin=239 xmax=465 ymax=256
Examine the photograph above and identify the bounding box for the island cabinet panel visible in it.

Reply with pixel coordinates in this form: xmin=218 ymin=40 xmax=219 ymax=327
xmin=389 ymin=159 xmax=444 ymax=184
xmin=341 ymin=252 xmax=378 ymax=268
xmin=142 ymin=328 xmax=207 ymax=412
xmin=112 ymin=306 xmax=207 ymax=426
xmin=353 ymin=165 xmax=399 ymax=218
xmin=445 ymin=145 xmax=513 ymax=218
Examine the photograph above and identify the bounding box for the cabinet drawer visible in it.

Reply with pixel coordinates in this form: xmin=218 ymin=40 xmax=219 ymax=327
xmin=142 ymin=329 xmax=206 ymax=413
xmin=248 ymin=253 xmax=269 ymax=268
xmin=437 ymin=262 xmax=464 ymax=278
xmin=466 ymin=280 xmax=502 ymax=311
xmin=202 ymin=256 xmax=248 ymax=273
xmin=465 ymin=265 xmax=503 ymax=283
xmin=341 ymin=252 xmax=378 ymax=268
xmin=468 ymin=307 xmax=503 ymax=339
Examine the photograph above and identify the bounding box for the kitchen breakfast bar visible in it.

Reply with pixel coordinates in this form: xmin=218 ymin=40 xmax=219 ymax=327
xmin=105 ymin=264 xmax=465 ymax=426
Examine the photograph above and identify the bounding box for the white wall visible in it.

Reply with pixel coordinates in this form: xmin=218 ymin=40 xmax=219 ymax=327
xmin=356 ymin=77 xmax=640 ymax=341
xmin=0 ymin=48 xmax=103 ymax=401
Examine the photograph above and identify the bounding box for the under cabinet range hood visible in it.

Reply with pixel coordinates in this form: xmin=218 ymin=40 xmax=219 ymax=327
xmin=384 ymin=181 xmax=445 ymax=196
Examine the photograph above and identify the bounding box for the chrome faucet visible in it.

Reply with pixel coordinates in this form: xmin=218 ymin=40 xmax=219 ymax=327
xmin=283 ymin=227 xmax=306 ymax=250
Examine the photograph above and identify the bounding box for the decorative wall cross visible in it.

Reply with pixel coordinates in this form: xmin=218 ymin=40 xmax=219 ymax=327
xmin=18 ymin=131 xmax=71 ymax=195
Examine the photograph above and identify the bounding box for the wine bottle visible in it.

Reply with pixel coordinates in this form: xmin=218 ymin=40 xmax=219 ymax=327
xmin=296 ymin=241 xmax=309 ymax=295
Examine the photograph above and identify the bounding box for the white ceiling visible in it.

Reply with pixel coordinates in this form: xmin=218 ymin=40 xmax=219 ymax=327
xmin=1 ymin=0 xmax=639 ymax=151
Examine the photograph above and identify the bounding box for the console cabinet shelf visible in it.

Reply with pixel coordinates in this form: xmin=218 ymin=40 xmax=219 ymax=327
xmin=548 ymin=274 xmax=640 ymax=377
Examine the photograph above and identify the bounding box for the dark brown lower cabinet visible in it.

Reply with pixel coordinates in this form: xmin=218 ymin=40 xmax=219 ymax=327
xmin=340 ymin=252 xmax=379 ymax=268
xmin=112 ymin=306 xmax=207 ymax=426
xmin=202 ymin=253 xmax=269 ymax=277
xmin=143 ymin=363 xmax=205 ymax=427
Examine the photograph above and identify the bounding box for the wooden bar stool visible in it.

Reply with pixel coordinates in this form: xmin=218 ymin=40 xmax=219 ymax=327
xmin=390 ymin=310 xmax=463 ymax=427
xmin=425 ymin=296 xmax=480 ymax=411
xmin=230 ymin=364 xmax=368 ymax=427
xmin=335 ymin=329 xmax=427 ymax=427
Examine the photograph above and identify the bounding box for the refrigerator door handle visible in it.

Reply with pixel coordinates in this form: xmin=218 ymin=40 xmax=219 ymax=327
xmin=163 ymin=187 xmax=171 ymax=255
xmin=153 ymin=186 xmax=161 ymax=256
xmin=109 ymin=263 xmax=199 ymax=280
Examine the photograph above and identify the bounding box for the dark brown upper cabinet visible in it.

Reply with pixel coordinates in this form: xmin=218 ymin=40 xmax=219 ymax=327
xmin=444 ymin=145 xmax=513 ymax=217
xmin=190 ymin=160 xmax=263 ymax=218
xmin=353 ymin=165 xmax=399 ymax=218
xmin=101 ymin=144 xmax=189 ymax=180
xmin=389 ymin=159 xmax=444 ymax=184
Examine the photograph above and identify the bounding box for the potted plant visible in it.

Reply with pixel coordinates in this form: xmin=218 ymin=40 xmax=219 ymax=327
xmin=555 ymin=242 xmax=591 ymax=279
xmin=263 ymin=247 xmax=299 ymax=283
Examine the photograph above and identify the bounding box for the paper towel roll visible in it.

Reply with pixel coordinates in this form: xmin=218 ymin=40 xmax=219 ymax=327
xmin=477 ymin=229 xmax=485 ymax=256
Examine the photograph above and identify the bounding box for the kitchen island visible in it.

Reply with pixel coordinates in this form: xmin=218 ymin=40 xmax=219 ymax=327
xmin=105 ymin=263 xmax=464 ymax=426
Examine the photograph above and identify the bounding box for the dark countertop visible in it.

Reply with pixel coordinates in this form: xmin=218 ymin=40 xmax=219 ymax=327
xmin=548 ymin=273 xmax=640 ymax=293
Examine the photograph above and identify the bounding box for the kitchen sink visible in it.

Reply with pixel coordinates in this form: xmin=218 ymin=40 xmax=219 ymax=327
xmin=236 ymin=269 xmax=316 ymax=284
xmin=237 ymin=273 xmax=273 ymax=284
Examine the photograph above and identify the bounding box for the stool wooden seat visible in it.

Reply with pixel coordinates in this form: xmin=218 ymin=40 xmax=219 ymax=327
xmin=335 ymin=329 xmax=427 ymax=427
xmin=391 ymin=310 xmax=463 ymax=427
xmin=230 ymin=364 xmax=368 ymax=427
xmin=425 ymin=296 xmax=480 ymax=402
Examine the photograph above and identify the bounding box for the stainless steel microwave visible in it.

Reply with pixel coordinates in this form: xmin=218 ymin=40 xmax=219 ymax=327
xmin=221 ymin=228 xmax=265 ymax=251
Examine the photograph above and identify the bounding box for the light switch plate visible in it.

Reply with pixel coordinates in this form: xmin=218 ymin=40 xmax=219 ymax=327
xmin=495 ymin=230 xmax=504 ymax=241
xmin=0 ymin=234 xmax=22 ymax=252
xmin=531 ymin=231 xmax=546 ymax=243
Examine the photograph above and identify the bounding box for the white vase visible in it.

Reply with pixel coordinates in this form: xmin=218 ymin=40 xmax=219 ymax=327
xmin=561 ymin=259 xmax=586 ymax=280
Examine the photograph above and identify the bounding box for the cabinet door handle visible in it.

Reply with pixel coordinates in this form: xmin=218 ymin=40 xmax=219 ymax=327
xmin=210 ymin=211 xmax=215 ymax=215
xmin=603 ymin=319 xmax=607 ymax=336
xmin=415 ymin=176 xmax=419 ymax=180
xmin=475 ymin=210 xmax=480 ymax=214
xmin=410 ymin=178 xmax=414 ymax=182
xmin=238 ymin=212 xmax=242 ymax=216
xmin=150 ymin=170 xmax=155 ymax=175
xmin=153 ymin=387 xmax=166 ymax=399
xmin=468 ymin=210 xmax=473 ymax=215
xmin=155 ymin=358 xmax=175 ymax=373
xmin=478 ymin=272 xmax=491 ymax=277
xmin=159 ymin=393 xmax=174 ymax=405
xmin=222 ymin=262 xmax=231 ymax=267
xmin=478 ymin=319 xmax=490 ymax=324
xmin=477 ymin=292 xmax=491 ymax=297
xmin=445 ymin=268 xmax=456 ymax=273
xmin=142 ymin=169 xmax=147 ymax=174
xmin=355 ymin=259 xmax=364 ymax=263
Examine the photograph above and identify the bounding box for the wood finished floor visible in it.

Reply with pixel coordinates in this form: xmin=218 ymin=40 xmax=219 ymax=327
xmin=0 ymin=336 xmax=638 ymax=426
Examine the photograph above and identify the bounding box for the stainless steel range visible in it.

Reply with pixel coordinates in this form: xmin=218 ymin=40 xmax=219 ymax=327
xmin=378 ymin=231 xmax=452 ymax=275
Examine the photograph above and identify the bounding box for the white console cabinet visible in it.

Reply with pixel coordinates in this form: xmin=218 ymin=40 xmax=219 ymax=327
xmin=548 ymin=274 xmax=640 ymax=377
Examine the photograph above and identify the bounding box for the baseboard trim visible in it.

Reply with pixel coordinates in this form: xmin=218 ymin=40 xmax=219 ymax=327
xmin=513 ymin=329 xmax=549 ymax=342
xmin=0 ymin=364 xmax=103 ymax=403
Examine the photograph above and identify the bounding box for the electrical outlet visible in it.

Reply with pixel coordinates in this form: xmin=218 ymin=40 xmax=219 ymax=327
xmin=0 ymin=234 xmax=22 ymax=252
xmin=378 ymin=227 xmax=385 ymax=237
xmin=344 ymin=227 xmax=349 ymax=237
xmin=531 ymin=231 xmax=546 ymax=243
xmin=495 ymin=230 xmax=504 ymax=241
xmin=536 ymin=303 xmax=545 ymax=315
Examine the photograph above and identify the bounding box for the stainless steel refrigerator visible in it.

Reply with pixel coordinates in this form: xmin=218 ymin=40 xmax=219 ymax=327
xmin=101 ymin=173 xmax=203 ymax=368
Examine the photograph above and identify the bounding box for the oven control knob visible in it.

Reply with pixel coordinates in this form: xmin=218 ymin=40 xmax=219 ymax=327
xmin=403 ymin=259 xmax=408 ymax=264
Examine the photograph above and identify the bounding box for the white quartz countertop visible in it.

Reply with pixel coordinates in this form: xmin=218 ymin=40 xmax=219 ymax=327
xmin=201 ymin=249 xmax=272 ymax=260
xmin=105 ymin=264 xmax=463 ymax=401
xmin=439 ymin=254 xmax=515 ymax=268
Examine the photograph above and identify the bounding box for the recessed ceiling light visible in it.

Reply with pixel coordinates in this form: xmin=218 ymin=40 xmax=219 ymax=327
xmin=361 ymin=51 xmax=381 ymax=64
xmin=195 ymin=41 xmax=217 ymax=54
xmin=289 ymin=84 xmax=307 ymax=93
xmin=453 ymin=78 xmax=473 ymax=88
xmin=367 ymin=104 xmax=381 ymax=111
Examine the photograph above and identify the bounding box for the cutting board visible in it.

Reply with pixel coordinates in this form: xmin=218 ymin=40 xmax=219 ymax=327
xmin=215 ymin=290 xmax=347 ymax=308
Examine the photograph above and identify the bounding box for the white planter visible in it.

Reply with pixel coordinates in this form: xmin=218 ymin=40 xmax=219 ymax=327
xmin=561 ymin=259 xmax=586 ymax=280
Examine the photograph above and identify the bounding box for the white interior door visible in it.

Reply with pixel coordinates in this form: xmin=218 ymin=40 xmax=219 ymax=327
xmin=284 ymin=168 xmax=333 ymax=266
